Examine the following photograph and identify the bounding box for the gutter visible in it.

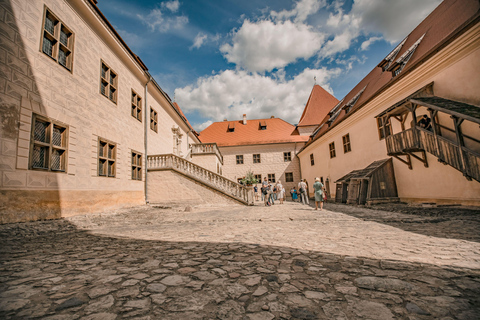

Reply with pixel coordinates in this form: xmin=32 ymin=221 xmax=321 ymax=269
xmin=144 ymin=75 xmax=152 ymax=204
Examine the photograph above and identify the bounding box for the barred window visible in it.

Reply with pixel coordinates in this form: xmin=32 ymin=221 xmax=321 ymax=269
xmin=132 ymin=90 xmax=142 ymax=122
xmin=310 ymin=154 xmax=315 ymax=166
xmin=236 ymin=155 xmax=243 ymax=164
xmin=284 ymin=152 xmax=291 ymax=162
xmin=30 ymin=114 xmax=68 ymax=172
xmin=268 ymin=173 xmax=276 ymax=183
xmin=100 ymin=61 xmax=117 ymax=103
xmin=98 ymin=138 xmax=116 ymax=177
xmin=285 ymin=172 xmax=293 ymax=182
xmin=150 ymin=108 xmax=158 ymax=132
xmin=131 ymin=151 xmax=142 ymax=181
xmin=343 ymin=134 xmax=351 ymax=153
xmin=329 ymin=142 xmax=336 ymax=158
xmin=40 ymin=8 xmax=74 ymax=71
xmin=253 ymin=154 xmax=261 ymax=163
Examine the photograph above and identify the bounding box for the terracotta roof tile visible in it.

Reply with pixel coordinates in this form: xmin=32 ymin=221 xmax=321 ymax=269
xmin=297 ymin=85 xmax=339 ymax=127
xmin=199 ymin=117 xmax=309 ymax=147
xmin=305 ymin=0 xmax=480 ymax=147
xmin=173 ymin=102 xmax=198 ymax=136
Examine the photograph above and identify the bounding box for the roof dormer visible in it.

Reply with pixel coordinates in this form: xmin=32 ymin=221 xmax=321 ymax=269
xmin=227 ymin=122 xmax=235 ymax=132
xmin=259 ymin=121 xmax=267 ymax=130
xmin=342 ymin=86 xmax=367 ymax=114
xmin=378 ymin=38 xmax=407 ymax=71
xmin=388 ymin=34 xmax=425 ymax=77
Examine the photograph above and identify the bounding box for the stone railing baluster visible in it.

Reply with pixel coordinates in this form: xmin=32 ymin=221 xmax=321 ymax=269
xmin=147 ymin=153 xmax=253 ymax=205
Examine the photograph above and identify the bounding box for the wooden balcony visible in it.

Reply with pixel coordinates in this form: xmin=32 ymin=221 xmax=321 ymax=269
xmin=386 ymin=128 xmax=480 ymax=182
xmin=385 ymin=128 xmax=422 ymax=154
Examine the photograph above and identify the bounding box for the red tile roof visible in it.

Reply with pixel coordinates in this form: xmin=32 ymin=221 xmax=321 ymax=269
xmin=199 ymin=117 xmax=309 ymax=147
xmin=297 ymin=85 xmax=339 ymax=127
xmin=303 ymin=0 xmax=480 ymax=150
xmin=173 ymin=102 xmax=198 ymax=136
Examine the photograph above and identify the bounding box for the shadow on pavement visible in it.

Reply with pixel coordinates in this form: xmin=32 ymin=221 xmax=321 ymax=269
xmin=0 ymin=219 xmax=479 ymax=319
xmin=321 ymin=202 xmax=480 ymax=243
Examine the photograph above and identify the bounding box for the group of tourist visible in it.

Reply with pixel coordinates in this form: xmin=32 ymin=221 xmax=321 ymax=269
xmin=254 ymin=177 xmax=327 ymax=210
xmin=255 ymin=177 xmax=286 ymax=206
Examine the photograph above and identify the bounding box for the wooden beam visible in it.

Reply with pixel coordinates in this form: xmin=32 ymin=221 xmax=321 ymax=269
xmin=391 ymin=154 xmax=412 ymax=170
xmin=409 ymin=151 xmax=428 ymax=168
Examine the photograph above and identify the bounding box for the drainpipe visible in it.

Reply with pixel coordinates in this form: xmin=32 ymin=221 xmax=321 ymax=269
xmin=144 ymin=74 xmax=152 ymax=204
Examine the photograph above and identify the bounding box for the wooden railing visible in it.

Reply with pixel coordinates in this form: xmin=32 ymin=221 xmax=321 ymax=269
xmin=190 ymin=143 xmax=223 ymax=164
xmin=385 ymin=128 xmax=422 ymax=154
xmin=386 ymin=127 xmax=480 ymax=182
xmin=148 ymin=154 xmax=253 ymax=205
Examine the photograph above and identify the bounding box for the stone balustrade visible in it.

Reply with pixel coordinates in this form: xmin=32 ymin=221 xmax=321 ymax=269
xmin=190 ymin=143 xmax=223 ymax=164
xmin=148 ymin=154 xmax=253 ymax=205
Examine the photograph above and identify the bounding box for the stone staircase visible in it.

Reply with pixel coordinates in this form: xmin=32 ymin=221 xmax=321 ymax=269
xmin=147 ymin=154 xmax=254 ymax=205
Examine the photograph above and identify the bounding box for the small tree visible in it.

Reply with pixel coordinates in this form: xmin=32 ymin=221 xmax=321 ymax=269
xmin=241 ymin=170 xmax=258 ymax=185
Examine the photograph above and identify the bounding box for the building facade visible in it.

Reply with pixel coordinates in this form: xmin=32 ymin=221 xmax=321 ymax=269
xmin=298 ymin=0 xmax=480 ymax=205
xmin=0 ymin=0 xmax=200 ymax=223
xmin=199 ymin=116 xmax=308 ymax=194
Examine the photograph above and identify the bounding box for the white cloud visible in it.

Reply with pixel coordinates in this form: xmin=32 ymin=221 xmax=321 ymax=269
xmin=190 ymin=32 xmax=208 ymax=50
xmin=271 ymin=0 xmax=326 ymax=23
xmin=138 ymin=5 xmax=188 ymax=32
xmin=161 ymin=0 xmax=180 ymax=13
xmin=220 ymin=19 xmax=324 ymax=73
xmin=175 ymin=67 xmax=340 ymax=131
xmin=350 ymin=0 xmax=442 ymax=43
xmin=194 ymin=120 xmax=213 ymax=132
xmin=360 ymin=36 xmax=382 ymax=51
xmin=313 ymin=0 xmax=440 ymax=58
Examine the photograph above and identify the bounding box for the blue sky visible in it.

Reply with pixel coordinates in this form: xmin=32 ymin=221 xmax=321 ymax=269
xmin=97 ymin=0 xmax=442 ymax=131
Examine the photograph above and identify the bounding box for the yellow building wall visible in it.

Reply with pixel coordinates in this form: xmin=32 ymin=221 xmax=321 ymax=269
xmin=299 ymin=23 xmax=480 ymax=205
xmin=220 ymin=143 xmax=305 ymax=193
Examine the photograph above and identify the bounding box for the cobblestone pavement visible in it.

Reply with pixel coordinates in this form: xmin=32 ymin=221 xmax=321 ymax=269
xmin=1 ymin=201 xmax=479 ymax=319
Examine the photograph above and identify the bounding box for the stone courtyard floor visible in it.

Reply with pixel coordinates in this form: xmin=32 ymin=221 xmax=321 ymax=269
xmin=1 ymin=201 xmax=479 ymax=319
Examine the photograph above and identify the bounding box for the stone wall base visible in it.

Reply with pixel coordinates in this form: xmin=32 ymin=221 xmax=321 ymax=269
xmin=0 ymin=190 xmax=144 ymax=224
xmin=147 ymin=170 xmax=240 ymax=207
xmin=399 ymin=197 xmax=480 ymax=207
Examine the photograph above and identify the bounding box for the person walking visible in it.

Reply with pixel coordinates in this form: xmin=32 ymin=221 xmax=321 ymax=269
xmin=298 ymin=179 xmax=309 ymax=205
xmin=254 ymin=184 xmax=259 ymax=201
xmin=277 ymin=180 xmax=284 ymax=204
xmin=263 ymin=183 xmax=272 ymax=206
xmin=313 ymin=177 xmax=324 ymax=210
xmin=292 ymin=187 xmax=298 ymax=202
xmin=268 ymin=181 xmax=275 ymax=205
xmin=261 ymin=177 xmax=269 ymax=201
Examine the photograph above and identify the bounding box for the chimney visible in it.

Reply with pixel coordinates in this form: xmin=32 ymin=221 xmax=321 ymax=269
xmin=223 ymin=118 xmax=228 ymax=121
xmin=243 ymin=114 xmax=247 ymax=125
xmin=270 ymin=115 xmax=275 ymax=118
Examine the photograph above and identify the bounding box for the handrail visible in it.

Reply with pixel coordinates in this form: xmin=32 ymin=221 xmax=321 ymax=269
xmin=190 ymin=143 xmax=223 ymax=164
xmin=147 ymin=153 xmax=253 ymax=205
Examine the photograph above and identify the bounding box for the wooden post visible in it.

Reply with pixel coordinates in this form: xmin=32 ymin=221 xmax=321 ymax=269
xmin=428 ymin=109 xmax=444 ymax=161
xmin=452 ymin=116 xmax=471 ymax=180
